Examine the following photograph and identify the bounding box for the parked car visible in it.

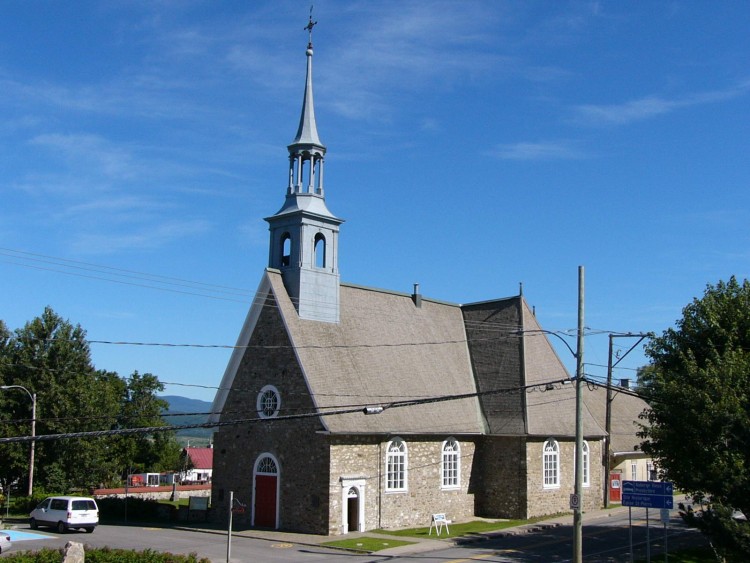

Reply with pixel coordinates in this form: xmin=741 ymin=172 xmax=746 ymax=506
xmin=29 ymin=496 xmax=99 ymax=533
xmin=0 ymin=531 xmax=12 ymax=553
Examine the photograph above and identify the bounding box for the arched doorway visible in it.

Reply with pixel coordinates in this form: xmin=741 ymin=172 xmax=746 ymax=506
xmin=340 ymin=477 xmax=365 ymax=533
xmin=253 ymin=454 xmax=279 ymax=528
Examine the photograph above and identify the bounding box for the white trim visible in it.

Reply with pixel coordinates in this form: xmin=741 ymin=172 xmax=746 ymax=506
xmin=266 ymin=271 xmax=331 ymax=433
xmin=209 ymin=273 xmax=272 ymax=423
xmin=385 ymin=438 xmax=408 ymax=492
xmin=543 ymin=438 xmax=560 ymax=489
xmin=257 ymin=384 xmax=281 ymax=418
xmin=582 ymin=440 xmax=590 ymax=488
xmin=340 ymin=477 xmax=366 ymax=533
xmin=440 ymin=438 xmax=461 ymax=490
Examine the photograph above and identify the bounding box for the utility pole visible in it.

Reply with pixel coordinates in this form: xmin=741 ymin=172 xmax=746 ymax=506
xmin=573 ymin=265 xmax=585 ymax=563
xmin=603 ymin=332 xmax=650 ymax=507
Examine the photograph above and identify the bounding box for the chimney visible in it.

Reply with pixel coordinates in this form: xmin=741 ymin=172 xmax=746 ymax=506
xmin=620 ymin=378 xmax=631 ymax=389
xmin=412 ymin=283 xmax=422 ymax=308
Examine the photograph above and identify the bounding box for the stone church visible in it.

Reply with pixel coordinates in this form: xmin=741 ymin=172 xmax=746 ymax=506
xmin=209 ymin=27 xmax=619 ymax=535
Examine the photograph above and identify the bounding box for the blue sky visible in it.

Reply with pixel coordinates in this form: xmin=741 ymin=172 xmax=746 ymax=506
xmin=2 ymin=1 xmax=748 ymax=402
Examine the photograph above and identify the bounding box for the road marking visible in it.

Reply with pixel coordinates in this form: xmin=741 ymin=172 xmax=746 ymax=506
xmin=4 ymin=530 xmax=52 ymax=541
xmin=271 ymin=542 xmax=294 ymax=549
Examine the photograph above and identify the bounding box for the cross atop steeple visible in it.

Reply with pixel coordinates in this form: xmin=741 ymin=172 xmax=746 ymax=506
xmin=305 ymin=6 xmax=317 ymax=47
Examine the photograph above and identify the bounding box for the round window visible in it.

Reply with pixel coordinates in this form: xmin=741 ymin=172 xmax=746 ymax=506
xmin=257 ymin=385 xmax=281 ymax=418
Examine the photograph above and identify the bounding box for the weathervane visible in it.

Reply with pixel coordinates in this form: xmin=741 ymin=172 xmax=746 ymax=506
xmin=305 ymin=5 xmax=317 ymax=47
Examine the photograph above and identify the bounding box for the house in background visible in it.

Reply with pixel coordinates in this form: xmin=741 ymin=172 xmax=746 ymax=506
xmin=582 ymin=380 xmax=653 ymax=503
xmin=180 ymin=446 xmax=213 ymax=484
xmin=208 ymin=25 xmax=643 ymax=535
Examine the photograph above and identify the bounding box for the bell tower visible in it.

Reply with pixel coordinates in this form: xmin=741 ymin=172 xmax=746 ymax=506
xmin=265 ymin=16 xmax=343 ymax=323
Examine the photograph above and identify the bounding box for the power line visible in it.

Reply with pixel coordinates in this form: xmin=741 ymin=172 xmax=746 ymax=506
xmin=0 ymin=378 xmax=571 ymax=444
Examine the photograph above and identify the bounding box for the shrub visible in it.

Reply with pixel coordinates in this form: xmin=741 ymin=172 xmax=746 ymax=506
xmin=4 ymin=548 xmax=210 ymax=562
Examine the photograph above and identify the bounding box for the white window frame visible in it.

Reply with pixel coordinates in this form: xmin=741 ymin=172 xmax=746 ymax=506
xmin=385 ymin=439 xmax=407 ymax=492
xmin=582 ymin=441 xmax=590 ymax=488
xmin=257 ymin=384 xmax=281 ymax=418
xmin=631 ymin=462 xmax=637 ymax=481
xmin=543 ymin=439 xmax=560 ymax=489
xmin=441 ymin=438 xmax=460 ymax=490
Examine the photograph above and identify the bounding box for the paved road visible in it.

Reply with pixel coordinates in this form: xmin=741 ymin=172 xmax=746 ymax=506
xmin=4 ymin=506 xmax=706 ymax=562
xmin=385 ymin=509 xmax=705 ymax=562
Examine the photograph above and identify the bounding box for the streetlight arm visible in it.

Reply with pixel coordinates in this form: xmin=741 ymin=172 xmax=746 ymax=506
xmin=0 ymin=385 xmax=33 ymax=403
xmin=514 ymin=329 xmax=578 ymax=360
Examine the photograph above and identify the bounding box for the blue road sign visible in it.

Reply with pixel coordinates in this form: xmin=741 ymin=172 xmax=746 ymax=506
xmin=621 ymin=480 xmax=674 ymax=496
xmin=621 ymin=492 xmax=674 ymax=509
xmin=621 ymin=481 xmax=674 ymax=509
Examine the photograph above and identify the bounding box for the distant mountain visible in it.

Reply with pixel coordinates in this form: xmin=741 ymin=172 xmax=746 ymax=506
xmin=160 ymin=395 xmax=215 ymax=445
xmin=160 ymin=395 xmax=213 ymax=414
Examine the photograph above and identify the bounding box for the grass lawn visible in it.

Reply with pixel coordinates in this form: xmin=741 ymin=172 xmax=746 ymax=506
xmin=372 ymin=516 xmax=554 ymax=539
xmin=321 ymin=536 xmax=415 ymax=552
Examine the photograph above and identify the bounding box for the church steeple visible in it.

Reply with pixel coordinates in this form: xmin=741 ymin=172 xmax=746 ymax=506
xmin=265 ymin=15 xmax=343 ymax=323
xmin=286 ymin=14 xmax=326 ymax=196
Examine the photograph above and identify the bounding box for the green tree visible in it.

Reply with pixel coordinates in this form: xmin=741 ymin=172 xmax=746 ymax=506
xmin=0 ymin=308 xmax=182 ymax=493
xmin=640 ymin=277 xmax=750 ymax=559
xmin=0 ymin=307 xmax=124 ymax=491
xmin=117 ymin=371 xmax=182 ymax=474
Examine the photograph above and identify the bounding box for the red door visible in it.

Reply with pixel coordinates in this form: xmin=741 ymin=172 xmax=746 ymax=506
xmin=254 ymin=474 xmax=277 ymax=528
xmin=609 ymin=472 xmax=622 ymax=502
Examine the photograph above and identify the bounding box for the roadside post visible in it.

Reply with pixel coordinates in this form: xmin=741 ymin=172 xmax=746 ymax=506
xmin=621 ymin=480 xmax=673 ymax=563
xmin=226 ymin=491 xmax=247 ymax=562
xmin=227 ymin=491 xmax=232 ymax=562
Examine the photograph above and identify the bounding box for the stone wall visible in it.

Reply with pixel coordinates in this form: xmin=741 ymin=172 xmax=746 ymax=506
xmin=212 ymin=293 xmax=331 ymax=534
xmin=93 ymin=485 xmax=210 ymax=501
xmin=525 ymin=437 xmax=604 ymax=518
xmin=473 ymin=436 xmax=528 ymax=519
xmin=328 ymin=435 xmax=477 ymax=534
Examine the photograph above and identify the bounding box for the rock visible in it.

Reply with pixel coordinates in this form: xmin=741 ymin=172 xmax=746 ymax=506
xmin=62 ymin=541 xmax=85 ymax=563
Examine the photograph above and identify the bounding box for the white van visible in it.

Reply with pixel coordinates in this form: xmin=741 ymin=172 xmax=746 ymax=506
xmin=29 ymin=496 xmax=99 ymax=533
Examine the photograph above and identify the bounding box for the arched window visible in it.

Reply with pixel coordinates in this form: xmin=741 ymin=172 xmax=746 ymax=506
xmin=314 ymin=233 xmax=326 ymax=269
xmin=543 ymin=439 xmax=560 ymax=488
xmin=582 ymin=441 xmax=590 ymax=487
xmin=281 ymin=233 xmax=291 ymax=267
xmin=257 ymin=385 xmax=281 ymax=418
xmin=441 ymin=438 xmax=460 ymax=489
xmin=385 ymin=439 xmax=407 ymax=492
xmin=256 ymin=454 xmax=278 ymax=475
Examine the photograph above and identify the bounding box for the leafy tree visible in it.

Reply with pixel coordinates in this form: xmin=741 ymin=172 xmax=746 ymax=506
xmin=0 ymin=308 xmax=182 ymax=493
xmin=116 ymin=371 xmax=182 ymax=474
xmin=640 ymin=277 xmax=750 ymax=559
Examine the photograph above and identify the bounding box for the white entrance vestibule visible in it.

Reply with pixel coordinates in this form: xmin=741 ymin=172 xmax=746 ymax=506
xmin=340 ymin=476 xmax=366 ymax=533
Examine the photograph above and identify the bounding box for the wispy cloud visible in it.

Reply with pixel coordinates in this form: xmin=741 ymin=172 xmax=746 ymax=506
xmin=572 ymin=80 xmax=750 ymax=125
xmin=488 ymin=141 xmax=586 ymax=160
xmin=30 ymin=133 xmax=138 ymax=181
xmin=70 ymin=219 xmax=212 ymax=255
